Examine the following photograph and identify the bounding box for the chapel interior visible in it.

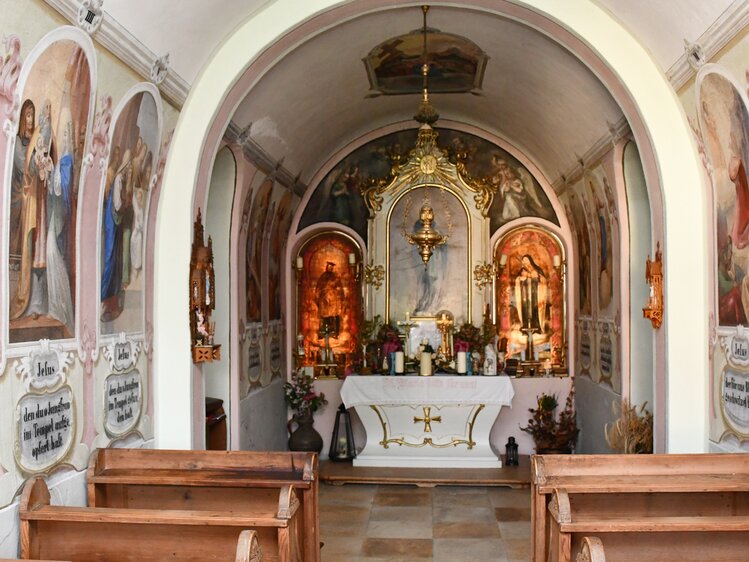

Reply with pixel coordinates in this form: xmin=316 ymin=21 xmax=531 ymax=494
xmin=0 ymin=0 xmax=748 ymax=560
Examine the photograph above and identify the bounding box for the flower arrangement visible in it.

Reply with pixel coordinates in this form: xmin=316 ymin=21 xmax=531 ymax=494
xmin=283 ymin=369 xmax=328 ymax=417
xmin=520 ymin=391 xmax=579 ymax=453
xmin=454 ymin=322 xmax=494 ymax=353
xmin=605 ymin=399 xmax=653 ymax=454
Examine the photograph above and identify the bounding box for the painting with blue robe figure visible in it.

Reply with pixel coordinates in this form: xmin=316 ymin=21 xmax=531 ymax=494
xmin=298 ymin=128 xmax=557 ymax=243
xmin=100 ymin=91 xmax=159 ymax=335
xmin=698 ymin=71 xmax=749 ymax=327
xmin=389 ymin=186 xmax=468 ymax=321
xmin=7 ymin=40 xmax=91 ymax=343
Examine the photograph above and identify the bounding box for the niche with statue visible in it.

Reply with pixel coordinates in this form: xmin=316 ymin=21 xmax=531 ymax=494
xmin=190 ymin=209 xmax=220 ymax=363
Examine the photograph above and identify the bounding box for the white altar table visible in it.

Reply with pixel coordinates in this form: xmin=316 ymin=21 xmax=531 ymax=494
xmin=340 ymin=375 xmax=515 ymax=468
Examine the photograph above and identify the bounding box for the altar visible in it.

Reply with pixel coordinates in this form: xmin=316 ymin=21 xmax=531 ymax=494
xmin=340 ymin=375 xmax=514 ymax=468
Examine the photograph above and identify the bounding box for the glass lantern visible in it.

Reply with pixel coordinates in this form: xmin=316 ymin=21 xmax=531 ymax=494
xmin=329 ymin=404 xmax=356 ymax=462
xmin=505 ymin=436 xmax=519 ymax=466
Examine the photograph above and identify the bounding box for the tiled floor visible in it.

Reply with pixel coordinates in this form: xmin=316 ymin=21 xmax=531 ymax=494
xmin=319 ymin=483 xmax=531 ymax=561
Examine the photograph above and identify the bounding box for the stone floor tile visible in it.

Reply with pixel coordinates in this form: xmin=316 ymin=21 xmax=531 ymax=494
xmin=498 ymin=521 xmax=532 ymax=539
xmin=320 ymin=535 xmax=364 ymax=559
xmin=366 ymin=518 xmax=434 ymax=539
xmin=433 ymin=521 xmax=502 ymax=539
xmin=433 ymin=505 xmax=495 ymax=523
xmin=320 ymin=517 xmax=369 ymax=538
xmin=504 ymin=538 xmax=532 ymax=560
xmin=320 ymin=483 xmax=378 ymax=505
xmin=361 ymin=538 xmax=433 ymax=559
xmin=370 ymin=505 xmax=433 ymax=523
xmin=320 ymin=504 xmax=371 ymax=525
xmin=488 ymin=486 xmax=533 ymax=508
xmin=494 ymin=506 xmax=532 ymax=522
xmin=374 ymin=487 xmax=433 ymax=507
xmin=433 ymin=538 xmax=508 ymax=562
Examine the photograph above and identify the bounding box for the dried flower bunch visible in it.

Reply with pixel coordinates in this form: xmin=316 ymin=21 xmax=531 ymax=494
xmin=283 ymin=369 xmax=327 ymax=416
xmin=520 ymin=391 xmax=579 ymax=453
xmin=605 ymin=399 xmax=653 ymax=454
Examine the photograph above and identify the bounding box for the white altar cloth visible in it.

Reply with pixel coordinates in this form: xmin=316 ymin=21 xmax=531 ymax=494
xmin=341 ymin=375 xmax=515 ymax=468
xmin=341 ymin=375 xmax=515 ymax=407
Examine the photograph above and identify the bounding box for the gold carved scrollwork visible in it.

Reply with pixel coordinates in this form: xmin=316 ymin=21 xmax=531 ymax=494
xmin=369 ymin=404 xmax=484 ymax=449
xmin=364 ymin=263 xmax=385 ymax=289
xmin=360 ymin=125 xmax=499 ymax=218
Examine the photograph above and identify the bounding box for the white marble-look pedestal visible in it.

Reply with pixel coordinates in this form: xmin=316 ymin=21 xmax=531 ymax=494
xmin=340 ymin=375 xmax=514 ymax=468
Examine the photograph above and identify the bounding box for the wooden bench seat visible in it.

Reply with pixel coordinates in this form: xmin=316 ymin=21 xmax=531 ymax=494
xmin=87 ymin=448 xmax=318 ymax=562
xmin=548 ymin=488 xmax=749 ymax=562
xmin=531 ymin=453 xmax=749 ymax=561
xmin=21 ymin=477 xmax=282 ymax=561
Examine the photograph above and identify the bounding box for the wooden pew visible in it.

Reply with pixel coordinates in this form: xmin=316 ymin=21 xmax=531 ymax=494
xmin=87 ymin=448 xmax=318 ymax=562
xmin=20 ymin=477 xmax=288 ymax=561
xmin=531 ymin=453 xmax=749 ymax=562
xmin=548 ymin=488 xmax=749 ymax=562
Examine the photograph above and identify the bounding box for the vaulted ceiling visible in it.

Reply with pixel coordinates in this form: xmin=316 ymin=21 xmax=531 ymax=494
xmin=103 ymin=0 xmax=736 ymax=184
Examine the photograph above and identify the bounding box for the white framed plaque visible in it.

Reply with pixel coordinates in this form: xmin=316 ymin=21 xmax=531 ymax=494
xmin=104 ymin=370 xmax=143 ymax=437
xmin=15 ymin=386 xmax=75 ymax=473
xmin=15 ymin=339 xmax=74 ymax=392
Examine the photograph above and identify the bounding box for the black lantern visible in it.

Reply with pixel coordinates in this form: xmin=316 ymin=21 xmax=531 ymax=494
xmin=505 ymin=436 xmax=519 ymax=466
xmin=329 ymin=404 xmax=356 ymax=462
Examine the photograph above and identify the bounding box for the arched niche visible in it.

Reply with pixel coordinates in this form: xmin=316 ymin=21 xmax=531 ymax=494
xmin=494 ymin=226 xmax=566 ymax=375
xmin=293 ymin=230 xmax=363 ymax=378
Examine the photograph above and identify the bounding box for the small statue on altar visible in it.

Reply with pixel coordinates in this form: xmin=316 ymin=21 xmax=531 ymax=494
xmin=483 ymin=342 xmax=497 ymax=376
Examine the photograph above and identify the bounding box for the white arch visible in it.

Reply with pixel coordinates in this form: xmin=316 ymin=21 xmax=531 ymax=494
xmin=155 ymin=0 xmax=707 ymax=452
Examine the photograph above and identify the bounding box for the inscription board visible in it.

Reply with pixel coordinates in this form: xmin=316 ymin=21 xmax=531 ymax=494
xmin=247 ymin=344 xmax=261 ymax=383
xmin=16 ymin=387 xmax=75 ymax=472
xmin=599 ymin=331 xmax=613 ymax=381
xmin=721 ymin=369 xmax=749 ymax=435
xmin=270 ymin=335 xmax=282 ymax=373
xmin=105 ymin=371 xmax=142 ymax=436
xmin=579 ymin=331 xmax=591 ymax=373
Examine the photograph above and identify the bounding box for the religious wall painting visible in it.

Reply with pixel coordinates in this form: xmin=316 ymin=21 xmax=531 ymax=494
xmin=296 ymin=233 xmax=362 ymax=376
xmin=298 ymin=128 xmax=557 ymax=243
xmin=389 ymin=186 xmax=468 ymax=321
xmin=568 ymin=191 xmax=592 ymax=316
xmin=585 ymin=171 xmax=615 ymax=313
xmin=245 ymin=178 xmax=273 ymax=323
xmin=698 ymin=70 xmax=749 ymax=328
xmin=7 ymin=40 xmax=92 ymax=343
xmin=100 ymin=90 xmax=160 ymax=336
xmin=364 ymin=29 xmax=487 ymax=95
xmin=268 ymin=191 xmax=294 ymax=321
xmin=494 ymin=227 xmax=565 ymax=367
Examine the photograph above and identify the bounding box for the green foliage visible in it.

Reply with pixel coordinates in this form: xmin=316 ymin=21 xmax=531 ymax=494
xmin=283 ymin=369 xmax=328 ymax=416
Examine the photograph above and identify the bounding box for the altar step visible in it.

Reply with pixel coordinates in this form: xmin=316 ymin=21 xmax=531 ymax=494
xmin=320 ymin=455 xmax=531 ymax=488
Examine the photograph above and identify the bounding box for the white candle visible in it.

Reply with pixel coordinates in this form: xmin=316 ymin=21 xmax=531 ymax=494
xmin=405 ymin=311 xmax=410 ymax=321
xmin=395 ymin=351 xmax=404 ymax=373
xmin=348 ymin=252 xmax=356 ymax=265
xmin=499 ymin=253 xmax=508 ymax=266
xmin=553 ymin=254 xmax=561 ymax=268
xmin=420 ymin=352 xmax=432 ymax=376
xmin=456 ymin=352 xmax=467 ymax=374
xmin=296 ymin=256 xmax=303 ymax=269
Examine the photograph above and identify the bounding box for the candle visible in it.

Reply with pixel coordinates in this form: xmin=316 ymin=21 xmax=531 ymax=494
xmin=348 ymin=252 xmax=356 ymax=265
xmin=553 ymin=255 xmax=561 ymax=268
xmin=420 ymin=351 xmax=432 ymax=376
xmin=296 ymin=256 xmax=303 ymax=270
xmin=456 ymin=351 xmax=467 ymax=374
xmin=499 ymin=253 xmax=508 ymax=266
xmin=405 ymin=311 xmax=410 ymax=322
xmin=395 ymin=351 xmax=404 ymax=373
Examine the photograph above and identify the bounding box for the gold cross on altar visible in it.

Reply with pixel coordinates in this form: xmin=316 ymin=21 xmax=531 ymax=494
xmin=413 ymin=406 xmax=442 ymax=433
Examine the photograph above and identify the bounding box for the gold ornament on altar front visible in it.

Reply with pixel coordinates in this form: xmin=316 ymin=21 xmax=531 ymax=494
xmin=404 ymin=204 xmax=447 ymax=266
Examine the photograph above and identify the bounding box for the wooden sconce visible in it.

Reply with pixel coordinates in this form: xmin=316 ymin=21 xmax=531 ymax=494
xmin=190 ymin=208 xmax=221 ymax=363
xmin=643 ymin=241 xmax=663 ymax=329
